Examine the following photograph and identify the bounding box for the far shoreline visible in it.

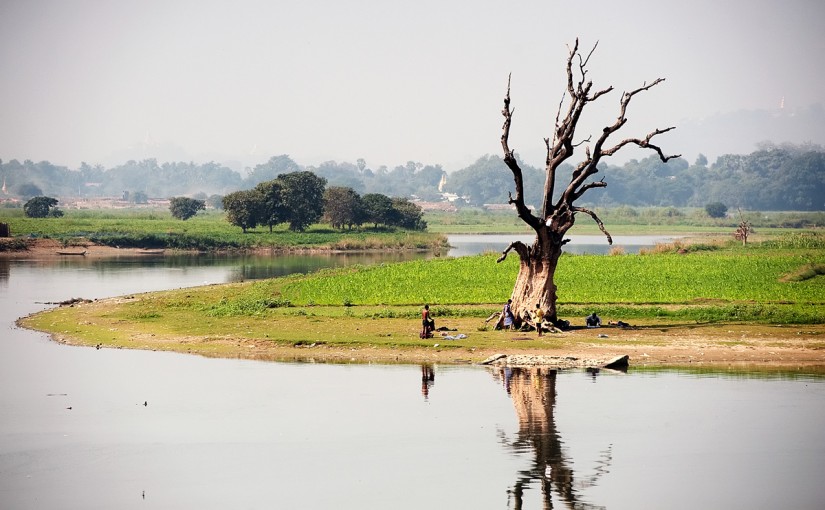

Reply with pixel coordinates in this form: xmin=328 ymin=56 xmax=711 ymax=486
xmin=0 ymin=237 xmax=440 ymax=258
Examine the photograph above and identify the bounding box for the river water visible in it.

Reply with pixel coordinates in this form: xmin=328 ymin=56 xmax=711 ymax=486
xmin=1 ymin=236 xmax=824 ymax=509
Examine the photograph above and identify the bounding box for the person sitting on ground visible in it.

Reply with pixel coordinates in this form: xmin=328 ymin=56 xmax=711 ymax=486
xmin=421 ymin=304 xmax=435 ymax=338
xmin=585 ymin=312 xmax=602 ymax=328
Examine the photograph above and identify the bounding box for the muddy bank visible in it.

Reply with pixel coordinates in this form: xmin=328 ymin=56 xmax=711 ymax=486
xmin=23 ymin=299 xmax=825 ymax=372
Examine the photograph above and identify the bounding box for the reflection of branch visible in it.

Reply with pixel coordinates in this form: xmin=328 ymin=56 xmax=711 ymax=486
xmin=575 ymin=444 xmax=613 ymax=490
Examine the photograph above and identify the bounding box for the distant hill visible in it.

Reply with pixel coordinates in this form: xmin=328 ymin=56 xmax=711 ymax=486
xmin=671 ymin=104 xmax=825 ymax=164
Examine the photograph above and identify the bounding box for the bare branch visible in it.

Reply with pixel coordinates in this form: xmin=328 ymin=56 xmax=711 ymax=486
xmin=626 ymin=78 xmax=665 ymax=98
xmin=501 ymin=76 xmax=542 ymax=230
xmin=572 ymin=178 xmax=607 ymax=202
xmin=549 ymin=91 xmax=566 ymax=152
xmin=601 ymin=126 xmax=681 ymax=162
xmin=581 ymin=40 xmax=599 ymax=68
xmin=561 ymin=76 xmax=678 ymax=207
xmin=574 ymin=136 xmax=592 ymax=149
xmin=589 ymin=86 xmax=613 ymax=102
xmin=496 ymin=241 xmax=531 ymax=263
xmin=573 ymin=206 xmax=613 ymax=244
xmin=565 ymin=39 xmax=580 ymax=95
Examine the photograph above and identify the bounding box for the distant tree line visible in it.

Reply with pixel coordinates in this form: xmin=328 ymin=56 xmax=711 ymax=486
xmin=221 ymin=171 xmax=425 ymax=232
xmin=446 ymin=143 xmax=825 ymax=211
xmin=1 ymin=142 xmax=823 ymax=211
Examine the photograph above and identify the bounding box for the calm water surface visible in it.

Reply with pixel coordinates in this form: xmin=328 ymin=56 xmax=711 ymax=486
xmin=446 ymin=234 xmax=678 ymax=257
xmin=1 ymin=242 xmax=824 ymax=509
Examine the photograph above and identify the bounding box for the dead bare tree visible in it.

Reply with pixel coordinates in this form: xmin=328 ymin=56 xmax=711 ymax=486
xmin=734 ymin=208 xmax=754 ymax=245
xmin=497 ymin=39 xmax=680 ymax=327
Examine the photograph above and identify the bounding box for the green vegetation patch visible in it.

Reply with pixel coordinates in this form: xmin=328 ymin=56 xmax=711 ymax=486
xmin=780 ymin=263 xmax=825 ymax=283
xmin=3 ymin=210 xmax=447 ymax=251
xmin=269 ymin=251 xmax=824 ymax=308
xmin=101 ymin=247 xmax=824 ymax=325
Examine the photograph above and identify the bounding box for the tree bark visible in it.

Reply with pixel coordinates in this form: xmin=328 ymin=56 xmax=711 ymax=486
xmin=498 ymin=39 xmax=679 ymax=326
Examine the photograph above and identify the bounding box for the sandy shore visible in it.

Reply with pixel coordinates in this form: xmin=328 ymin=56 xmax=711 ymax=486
xmin=0 ymin=238 xmax=167 ymax=257
xmin=31 ymin=302 xmax=825 ymax=371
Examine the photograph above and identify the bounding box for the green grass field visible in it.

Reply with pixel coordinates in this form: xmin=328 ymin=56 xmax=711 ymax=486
xmin=221 ymin=241 xmax=822 ymax=324
xmin=0 ymin=209 xmax=446 ymax=251
xmin=87 ymin=234 xmax=821 ymax=326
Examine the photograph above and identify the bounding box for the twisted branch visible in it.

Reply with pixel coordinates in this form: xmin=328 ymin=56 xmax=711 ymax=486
xmin=572 ymin=206 xmax=612 ymax=244
xmin=501 ymin=75 xmax=541 ymax=230
xmin=497 ymin=241 xmax=531 ymax=263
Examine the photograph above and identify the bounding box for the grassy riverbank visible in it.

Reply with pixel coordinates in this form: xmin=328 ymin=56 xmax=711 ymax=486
xmin=21 ymin=235 xmax=825 ymax=368
xmin=0 ymin=209 xmax=447 ymax=252
xmin=4 ymin=207 xmax=823 ymax=250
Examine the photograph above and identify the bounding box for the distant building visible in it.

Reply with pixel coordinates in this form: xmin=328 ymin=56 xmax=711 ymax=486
xmin=438 ymin=173 xmax=447 ymax=192
xmin=415 ymin=201 xmax=458 ymax=212
xmin=483 ymin=203 xmax=516 ymax=211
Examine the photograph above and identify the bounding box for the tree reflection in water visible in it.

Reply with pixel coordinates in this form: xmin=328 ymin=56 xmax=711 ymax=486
xmin=493 ymin=367 xmax=610 ymax=510
xmin=0 ymin=259 xmax=8 ymax=286
xmin=420 ymin=364 xmax=435 ymax=400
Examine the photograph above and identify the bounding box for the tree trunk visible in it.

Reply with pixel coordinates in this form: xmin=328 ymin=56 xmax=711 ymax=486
xmin=509 ymin=241 xmax=563 ymax=326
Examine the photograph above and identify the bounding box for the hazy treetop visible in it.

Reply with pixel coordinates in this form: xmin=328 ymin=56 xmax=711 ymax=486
xmin=1 ymin=0 xmax=822 ymax=171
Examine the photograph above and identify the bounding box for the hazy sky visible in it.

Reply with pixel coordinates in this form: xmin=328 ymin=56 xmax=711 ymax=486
xmin=1 ymin=0 xmax=823 ymax=171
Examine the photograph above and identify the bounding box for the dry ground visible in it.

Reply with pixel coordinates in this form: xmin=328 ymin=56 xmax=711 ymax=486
xmin=28 ymin=298 xmax=825 ymax=371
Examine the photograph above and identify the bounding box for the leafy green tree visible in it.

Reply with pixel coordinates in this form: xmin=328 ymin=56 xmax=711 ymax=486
xmin=323 ymin=186 xmax=364 ymax=229
xmin=389 ymin=197 xmax=426 ymax=230
xmin=777 ymin=151 xmax=825 ymax=211
xmin=222 ymin=190 xmax=263 ymax=233
xmin=254 ymin=180 xmax=288 ymax=232
xmin=169 ymin=197 xmax=206 ymax=220
xmin=23 ymin=196 xmax=60 ymax=218
xmin=705 ymin=202 xmax=728 ymax=218
xmin=361 ymin=193 xmax=394 ymax=227
xmin=277 ymin=171 xmax=327 ymax=231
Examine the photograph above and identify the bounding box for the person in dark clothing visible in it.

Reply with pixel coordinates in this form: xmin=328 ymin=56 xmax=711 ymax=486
xmin=421 ymin=304 xmax=435 ymax=338
xmin=585 ymin=312 xmax=601 ymax=328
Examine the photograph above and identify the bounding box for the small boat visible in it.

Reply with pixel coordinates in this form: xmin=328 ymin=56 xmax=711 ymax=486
xmin=56 ymin=250 xmax=87 ymax=256
xmin=137 ymin=248 xmax=165 ymax=255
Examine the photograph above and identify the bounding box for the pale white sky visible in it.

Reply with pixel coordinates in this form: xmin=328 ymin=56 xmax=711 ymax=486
xmin=1 ymin=0 xmax=823 ymax=171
